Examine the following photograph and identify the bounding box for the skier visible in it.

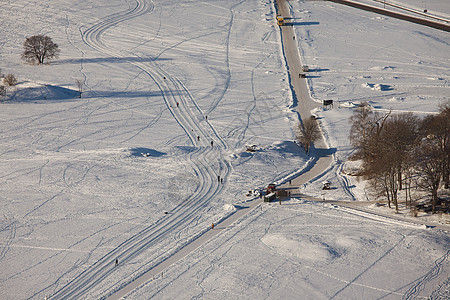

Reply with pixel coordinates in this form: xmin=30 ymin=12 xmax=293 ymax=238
xmin=218 ymin=175 xmax=220 ymax=182
xmin=211 ymin=140 xmax=214 ymax=147
xmin=115 ymin=259 xmax=118 ymax=267
xmin=211 ymin=223 xmax=214 ymax=229
xmin=197 ymin=136 xmax=200 ymax=141
xmin=176 ymin=102 xmax=179 ymax=107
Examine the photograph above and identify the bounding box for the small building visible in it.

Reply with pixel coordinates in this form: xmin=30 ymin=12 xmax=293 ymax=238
xmin=264 ymin=192 xmax=277 ymax=202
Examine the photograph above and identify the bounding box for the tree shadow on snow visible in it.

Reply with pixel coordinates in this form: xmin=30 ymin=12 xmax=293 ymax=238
xmin=311 ymin=146 xmax=337 ymax=158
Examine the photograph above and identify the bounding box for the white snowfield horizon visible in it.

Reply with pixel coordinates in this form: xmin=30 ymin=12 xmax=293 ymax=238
xmin=0 ymin=0 xmax=448 ymax=299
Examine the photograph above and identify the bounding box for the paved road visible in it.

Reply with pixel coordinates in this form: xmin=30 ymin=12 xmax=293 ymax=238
xmin=275 ymin=0 xmax=334 ymax=190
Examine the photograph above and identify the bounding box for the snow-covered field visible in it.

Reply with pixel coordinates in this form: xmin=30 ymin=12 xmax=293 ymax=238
xmin=290 ymin=0 xmax=450 ymax=202
xmin=0 ymin=0 xmax=448 ymax=299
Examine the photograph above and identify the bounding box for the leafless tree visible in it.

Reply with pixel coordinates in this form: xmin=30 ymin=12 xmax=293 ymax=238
xmin=354 ymin=111 xmax=419 ymax=211
xmin=22 ymin=35 xmax=60 ymax=64
xmin=75 ymin=79 xmax=83 ymax=98
xmin=349 ymin=103 xmax=391 ymax=163
xmin=349 ymin=102 xmax=374 ymax=160
xmin=296 ymin=118 xmax=320 ymax=154
xmin=415 ymin=142 xmax=443 ymax=213
xmin=420 ymin=105 xmax=449 ymax=188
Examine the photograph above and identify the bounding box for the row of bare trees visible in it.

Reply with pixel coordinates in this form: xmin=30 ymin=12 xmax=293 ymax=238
xmin=349 ymin=102 xmax=449 ymax=213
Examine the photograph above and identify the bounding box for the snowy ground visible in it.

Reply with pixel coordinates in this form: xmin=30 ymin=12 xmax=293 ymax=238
xmin=0 ymin=0 xmax=448 ymax=299
xmin=130 ymin=199 xmax=449 ymax=299
xmin=289 ymin=0 xmax=450 ymax=204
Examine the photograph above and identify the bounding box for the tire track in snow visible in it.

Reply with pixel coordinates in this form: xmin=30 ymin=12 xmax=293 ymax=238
xmin=49 ymin=0 xmax=232 ymax=298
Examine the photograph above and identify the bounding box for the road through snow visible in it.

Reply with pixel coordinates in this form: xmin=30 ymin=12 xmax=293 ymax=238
xmin=276 ymin=0 xmax=334 ymax=190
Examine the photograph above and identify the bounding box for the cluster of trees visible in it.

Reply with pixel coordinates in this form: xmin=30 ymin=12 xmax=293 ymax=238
xmin=349 ymin=102 xmax=449 ymax=213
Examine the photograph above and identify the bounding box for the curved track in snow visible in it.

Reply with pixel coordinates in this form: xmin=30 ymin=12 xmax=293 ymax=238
xmin=50 ymin=0 xmax=232 ymax=298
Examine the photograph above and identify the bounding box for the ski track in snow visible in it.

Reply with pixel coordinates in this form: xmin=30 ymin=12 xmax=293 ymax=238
xmin=46 ymin=0 xmax=233 ymax=298
xmin=403 ymin=250 xmax=450 ymax=300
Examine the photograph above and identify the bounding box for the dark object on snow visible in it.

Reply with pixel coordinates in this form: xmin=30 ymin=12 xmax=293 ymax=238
xmin=323 ymin=100 xmax=333 ymax=108
xmin=266 ymin=183 xmax=276 ymax=194
xmin=246 ymin=145 xmax=257 ymax=152
xmin=264 ymin=192 xmax=277 ymax=202
xmin=322 ymin=181 xmax=331 ymax=190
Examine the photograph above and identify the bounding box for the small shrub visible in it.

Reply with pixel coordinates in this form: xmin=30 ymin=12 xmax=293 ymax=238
xmin=0 ymin=85 xmax=6 ymax=98
xmin=4 ymin=74 xmax=17 ymax=86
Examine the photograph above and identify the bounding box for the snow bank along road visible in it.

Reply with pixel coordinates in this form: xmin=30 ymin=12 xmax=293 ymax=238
xmin=50 ymin=0 xmax=232 ymax=298
xmin=328 ymin=0 xmax=450 ymax=32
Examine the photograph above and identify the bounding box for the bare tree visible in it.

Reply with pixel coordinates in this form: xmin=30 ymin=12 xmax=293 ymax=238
xmin=349 ymin=102 xmax=375 ymax=160
xmin=22 ymin=35 xmax=60 ymax=64
xmin=296 ymin=118 xmax=321 ymax=154
xmin=420 ymin=105 xmax=450 ymax=189
xmin=355 ymin=112 xmax=419 ymax=211
xmin=349 ymin=103 xmax=391 ymax=163
xmin=415 ymin=142 xmax=443 ymax=213
xmin=75 ymin=79 xmax=83 ymax=98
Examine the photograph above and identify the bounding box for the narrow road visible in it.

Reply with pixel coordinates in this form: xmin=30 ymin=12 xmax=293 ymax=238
xmin=275 ymin=0 xmax=334 ymax=190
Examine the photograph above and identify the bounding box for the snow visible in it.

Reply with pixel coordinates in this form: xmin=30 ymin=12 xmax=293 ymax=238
xmin=0 ymin=0 xmax=448 ymax=299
